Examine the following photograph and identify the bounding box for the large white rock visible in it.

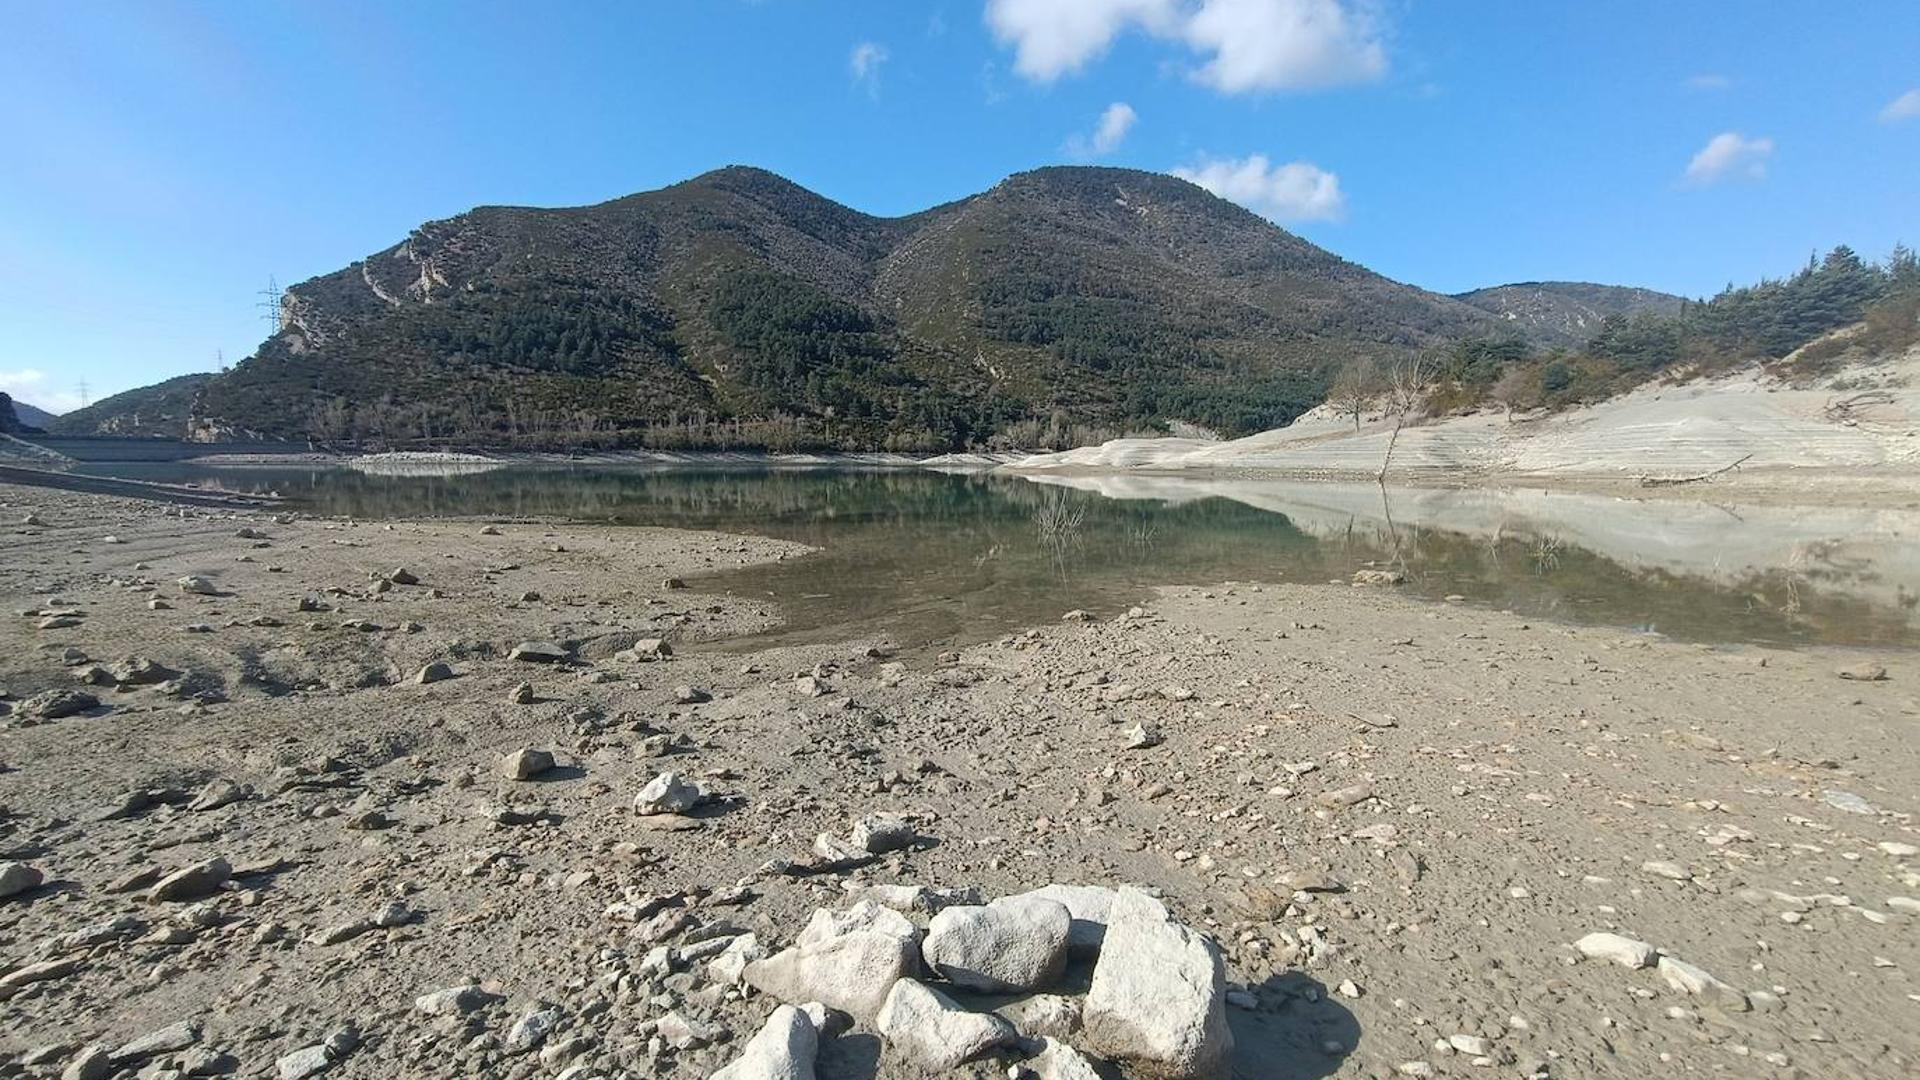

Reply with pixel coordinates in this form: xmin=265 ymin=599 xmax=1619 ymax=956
xmin=745 ymin=908 xmax=920 ymax=1022
xmin=1574 ymin=932 xmax=1657 ymax=970
xmin=1006 ymin=884 xmax=1117 ymax=959
xmin=922 ymin=895 xmax=1071 ymax=992
xmin=712 ymin=1005 xmax=818 ymax=1080
xmin=634 ymin=772 xmax=710 ymax=816
xmin=875 ymin=978 xmax=1017 ymax=1071
xmin=1082 ymin=888 xmax=1232 ymax=1080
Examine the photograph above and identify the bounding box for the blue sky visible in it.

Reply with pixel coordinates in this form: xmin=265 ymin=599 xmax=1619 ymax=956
xmin=2 ymin=1 xmax=1916 ymax=412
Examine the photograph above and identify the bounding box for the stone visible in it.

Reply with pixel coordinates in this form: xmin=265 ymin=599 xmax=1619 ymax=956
xmin=62 ymin=1046 xmax=111 ymax=1080
xmin=634 ymin=771 xmax=711 ymax=815
xmin=112 ymin=1020 xmax=199 ymax=1062
xmin=713 ymin=1004 xmax=818 ymax=1080
xmin=1316 ymin=783 xmax=1374 ymax=809
xmin=997 ymin=994 xmax=1082 ymax=1041
xmin=1006 ymin=884 xmax=1115 ymax=959
xmin=509 ymin=641 xmax=568 ymax=663
xmin=744 ymin=909 xmax=919 ymax=1022
xmin=373 ymin=900 xmax=416 ymax=927
xmin=415 ymin=661 xmax=455 ymax=684
xmin=673 ymin=684 xmax=710 ymax=704
xmin=0 ymin=860 xmax=44 ymax=899
xmin=1641 ymin=860 xmax=1692 ymax=881
xmin=111 ymin=657 xmax=176 ymax=686
xmin=624 ymin=638 xmax=673 ymax=661
xmin=1822 ymin=790 xmax=1878 ymax=815
xmin=657 ymin=1011 xmax=724 ymax=1051
xmin=1575 ymin=932 xmax=1657 ymax=969
xmin=1658 ymin=955 xmax=1747 ymax=1009
xmin=794 ymin=674 xmax=828 ymax=697
xmin=1352 ymin=569 xmax=1406 ymax=586
xmin=1836 ymin=663 xmax=1888 ymax=681
xmin=709 ymin=933 xmax=766 ymax=986
xmin=875 ymin=978 xmax=1017 ymax=1070
xmin=189 ymin=779 xmax=246 ymax=812
xmin=923 ymin=895 xmax=1072 ymax=993
xmin=1124 ymin=723 xmax=1163 ymax=749
xmin=1082 ymin=888 xmax=1232 ymax=1080
xmin=149 ymin=857 xmax=231 ymax=902
xmin=177 ymin=576 xmax=219 ymax=595
xmin=507 ymin=1008 xmax=561 ymax=1053
xmin=22 ymin=689 xmax=97 ymax=720
xmin=416 ymin=984 xmax=490 ymax=1016
xmin=849 ymin=813 xmax=921 ymax=854
xmin=275 ymin=1045 xmax=332 ymax=1080
xmin=1025 ymin=1037 xmax=1104 ymax=1080
xmin=508 ymin=682 xmax=537 ymax=704
xmin=501 ymin=747 xmax=556 ymax=780
xmin=1888 ymin=897 xmax=1920 ymax=916
xmin=387 ymin=567 xmax=419 ymax=585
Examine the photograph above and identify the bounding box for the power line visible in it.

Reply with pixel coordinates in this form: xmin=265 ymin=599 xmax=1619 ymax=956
xmin=257 ymin=275 xmax=285 ymax=332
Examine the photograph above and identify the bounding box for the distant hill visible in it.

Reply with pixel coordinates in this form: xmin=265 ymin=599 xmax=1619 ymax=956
xmin=191 ymin=165 xmax=1506 ymax=451
xmin=7 ymin=397 xmax=57 ymax=431
xmin=1452 ymin=281 xmax=1689 ymax=348
xmin=48 ymin=373 xmax=214 ymax=438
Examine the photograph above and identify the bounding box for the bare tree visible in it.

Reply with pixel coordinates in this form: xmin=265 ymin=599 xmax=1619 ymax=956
xmin=1328 ymin=358 xmax=1381 ymax=431
xmin=1489 ymin=365 xmax=1534 ymax=422
xmin=1376 ymin=351 xmax=1436 ymax=483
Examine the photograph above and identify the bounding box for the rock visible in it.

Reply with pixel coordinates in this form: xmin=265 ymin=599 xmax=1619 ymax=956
xmin=509 ymin=641 xmax=569 ymax=663
xmin=416 ymin=984 xmax=490 ymax=1016
xmin=709 ymin=933 xmax=767 ymax=986
xmin=923 ymin=895 xmax=1072 ymax=993
xmin=387 ymin=567 xmax=419 ymax=585
xmin=372 ymin=900 xmax=415 ymax=927
xmin=1316 ymin=783 xmax=1374 ymax=809
xmin=797 ymin=900 xmax=920 ymax=948
xmin=744 ymin=913 xmax=919 ymax=1022
xmin=1641 ymin=860 xmax=1692 ymax=881
xmin=111 ymin=657 xmax=177 ymax=686
xmin=415 ymin=661 xmax=455 ymax=684
xmin=501 ymin=747 xmax=556 ymax=780
xmin=275 ymin=1045 xmax=332 ymax=1080
xmin=624 ymin=638 xmax=673 ymax=661
xmin=0 ymin=860 xmax=44 ymax=899
xmin=657 ymin=1010 xmax=724 ymax=1051
xmin=794 ymin=674 xmax=828 ymax=697
xmin=189 ymin=779 xmax=245 ymax=812
xmin=1836 ymin=663 xmax=1888 ymax=681
xmin=1124 ymin=723 xmax=1163 ymax=749
xmin=61 ymin=1046 xmax=110 ymax=1080
xmin=0 ymin=957 xmax=84 ymax=996
xmin=997 ymin=995 xmax=1082 ymax=1041
xmin=1024 ymin=1037 xmax=1105 ymax=1080
xmin=1658 ymin=955 xmax=1747 ymax=1008
xmin=875 ymin=978 xmax=1018 ymax=1070
xmin=508 ymin=682 xmax=537 ymax=704
xmin=849 ymin=813 xmax=921 ymax=854
xmin=1351 ymin=569 xmax=1406 ymax=586
xmin=634 ymin=771 xmax=711 ymax=815
xmin=507 ymin=1008 xmax=562 ymax=1053
xmin=1082 ymin=887 xmax=1232 ymax=1080
xmin=177 ymin=576 xmax=219 ymax=595
xmin=1449 ymin=1034 xmax=1493 ymax=1056
xmin=149 ymin=857 xmax=231 ymax=902
xmin=1575 ymin=932 xmax=1657 ymax=969
xmin=713 ymin=1004 xmax=818 ymax=1080
xmin=1822 ymin=790 xmax=1878 ymax=815
xmin=112 ymin=1020 xmax=199 ymax=1062
xmin=1005 ymin=885 xmax=1114 ymax=958
xmin=673 ymin=685 xmax=710 ymax=704
xmin=22 ymin=689 xmax=97 ymax=719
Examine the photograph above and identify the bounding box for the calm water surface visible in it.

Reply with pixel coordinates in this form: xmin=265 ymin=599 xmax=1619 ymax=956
xmin=72 ymin=462 xmax=1919 ymax=651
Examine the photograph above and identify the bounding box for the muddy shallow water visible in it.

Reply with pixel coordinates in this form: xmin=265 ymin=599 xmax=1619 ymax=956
xmin=71 ymin=461 xmax=1920 ymax=650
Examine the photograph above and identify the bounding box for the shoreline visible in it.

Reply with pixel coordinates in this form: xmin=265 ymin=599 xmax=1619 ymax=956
xmin=0 ymin=482 xmax=1915 ymax=1079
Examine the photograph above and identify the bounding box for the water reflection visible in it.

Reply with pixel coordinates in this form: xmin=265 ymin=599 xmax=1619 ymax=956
xmin=68 ymin=462 xmax=1918 ymax=650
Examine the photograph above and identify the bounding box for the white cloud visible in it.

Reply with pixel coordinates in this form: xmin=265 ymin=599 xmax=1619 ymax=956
xmin=1682 ymin=131 xmax=1774 ymax=186
xmin=985 ymin=0 xmax=1178 ymax=81
xmin=1684 ymin=73 xmax=1731 ymax=91
xmin=0 ymin=368 xmax=85 ymax=414
xmin=1183 ymin=0 xmax=1385 ymax=93
xmin=1881 ymin=89 xmax=1920 ymax=124
xmin=849 ymin=41 xmax=890 ymax=95
xmin=1066 ymin=101 xmax=1139 ymax=157
xmin=984 ymin=0 xmax=1383 ymax=92
xmin=1172 ymin=154 xmax=1346 ymax=222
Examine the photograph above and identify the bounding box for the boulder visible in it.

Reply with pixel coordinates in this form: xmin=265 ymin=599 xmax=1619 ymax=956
xmin=508 ymin=641 xmax=568 ymax=663
xmin=1006 ymin=884 xmax=1116 ymax=959
xmin=713 ymin=1004 xmax=819 ymax=1080
xmin=0 ymin=861 xmax=44 ymax=899
xmin=22 ymin=689 xmax=97 ymax=720
xmin=112 ymin=1021 xmax=199 ymax=1063
xmin=148 ymin=857 xmax=231 ymax=902
xmin=634 ymin=771 xmax=711 ymax=815
xmin=177 ymin=576 xmax=219 ymax=595
xmin=923 ymin=895 xmax=1071 ymax=993
xmin=850 ymin=813 xmax=921 ymax=854
xmin=415 ymin=661 xmax=455 ymax=684
xmin=500 ymin=747 xmax=556 ymax=780
xmin=745 ymin=910 xmax=919 ymax=1022
xmin=188 ymin=779 xmax=246 ymax=812
xmin=875 ymin=978 xmax=1018 ymax=1070
xmin=1574 ymin=932 xmax=1657 ymax=969
xmin=996 ymin=994 xmax=1082 ymax=1041
xmin=1026 ymin=1037 xmax=1106 ymax=1080
xmin=415 ymin=984 xmax=490 ymax=1016
xmin=1082 ymin=888 xmax=1232 ymax=1080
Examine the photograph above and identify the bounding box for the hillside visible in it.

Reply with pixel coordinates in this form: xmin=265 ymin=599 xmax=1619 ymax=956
xmin=1453 ymin=281 xmax=1688 ymax=347
xmin=8 ymin=398 xmax=58 ymax=431
xmin=48 ymin=373 xmax=214 ymax=438
xmin=192 ymin=166 xmax=1505 ymax=451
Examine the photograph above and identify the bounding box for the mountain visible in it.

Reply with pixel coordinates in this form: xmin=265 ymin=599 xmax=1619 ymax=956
xmin=48 ymin=373 xmax=215 ymax=438
xmin=192 ymin=165 xmax=1506 ymax=450
xmin=7 ymin=397 xmax=57 ymax=431
xmin=1452 ymin=282 xmax=1689 ymax=348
